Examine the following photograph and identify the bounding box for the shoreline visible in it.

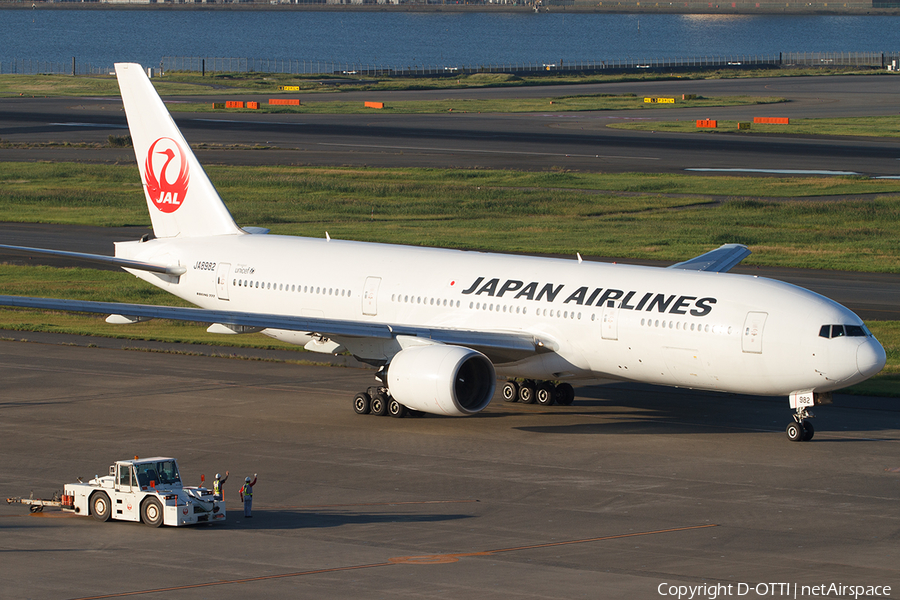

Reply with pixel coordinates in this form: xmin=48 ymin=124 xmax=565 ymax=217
xmin=2 ymin=2 xmax=899 ymax=15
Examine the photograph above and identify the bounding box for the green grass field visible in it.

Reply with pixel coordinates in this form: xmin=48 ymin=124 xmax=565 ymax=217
xmin=0 ymin=67 xmax=875 ymax=98
xmin=2 ymin=162 xmax=900 ymax=271
xmin=609 ymin=115 xmax=900 ymax=138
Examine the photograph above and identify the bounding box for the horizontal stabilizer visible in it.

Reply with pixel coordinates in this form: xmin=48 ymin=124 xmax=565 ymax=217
xmin=667 ymin=243 xmax=751 ymax=273
xmin=0 ymin=244 xmax=186 ymax=276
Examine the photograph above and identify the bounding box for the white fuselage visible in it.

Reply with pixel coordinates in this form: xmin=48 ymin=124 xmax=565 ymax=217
xmin=116 ymin=233 xmax=885 ymax=398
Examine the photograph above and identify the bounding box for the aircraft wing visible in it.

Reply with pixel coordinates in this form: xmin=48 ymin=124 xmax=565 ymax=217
xmin=0 ymin=295 xmax=552 ymax=361
xmin=667 ymin=243 xmax=751 ymax=273
xmin=0 ymin=244 xmax=187 ymax=276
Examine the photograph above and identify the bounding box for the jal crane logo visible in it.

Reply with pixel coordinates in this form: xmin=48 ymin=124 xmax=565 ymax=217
xmin=144 ymin=137 xmax=190 ymax=213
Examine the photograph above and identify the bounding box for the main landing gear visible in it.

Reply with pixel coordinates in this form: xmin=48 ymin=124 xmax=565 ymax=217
xmin=786 ymin=407 xmax=815 ymax=442
xmin=353 ymin=386 xmax=420 ymax=419
xmin=501 ymin=379 xmax=575 ymax=406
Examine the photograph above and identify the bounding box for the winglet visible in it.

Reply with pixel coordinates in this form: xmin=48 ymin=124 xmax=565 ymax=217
xmin=667 ymin=243 xmax=751 ymax=273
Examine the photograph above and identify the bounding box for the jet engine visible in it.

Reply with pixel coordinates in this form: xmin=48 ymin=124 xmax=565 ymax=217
xmin=386 ymin=345 xmax=496 ymax=416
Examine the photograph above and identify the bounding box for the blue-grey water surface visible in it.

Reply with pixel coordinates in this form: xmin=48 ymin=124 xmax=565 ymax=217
xmin=2 ymin=10 xmax=900 ymax=70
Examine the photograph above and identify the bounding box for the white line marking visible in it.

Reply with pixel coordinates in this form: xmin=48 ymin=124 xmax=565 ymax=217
xmin=319 ymin=142 xmax=659 ymax=161
xmin=192 ymin=119 xmax=308 ymax=125
xmin=686 ymin=168 xmax=860 ymax=175
xmin=49 ymin=122 xmax=128 ymax=129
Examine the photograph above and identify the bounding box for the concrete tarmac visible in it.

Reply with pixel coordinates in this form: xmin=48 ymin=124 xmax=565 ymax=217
xmin=1 ymin=336 xmax=898 ymax=600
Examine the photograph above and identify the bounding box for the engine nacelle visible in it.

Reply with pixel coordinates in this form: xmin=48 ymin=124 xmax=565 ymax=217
xmin=386 ymin=345 xmax=496 ymax=416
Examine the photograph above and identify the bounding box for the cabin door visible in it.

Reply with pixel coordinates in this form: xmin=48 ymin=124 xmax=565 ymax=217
xmin=363 ymin=277 xmax=381 ymax=316
xmin=216 ymin=263 xmax=231 ymax=301
xmin=601 ymin=305 xmax=619 ymax=341
xmin=742 ymin=312 xmax=767 ymax=354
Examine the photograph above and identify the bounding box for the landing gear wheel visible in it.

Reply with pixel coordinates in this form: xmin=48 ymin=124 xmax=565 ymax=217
xmin=388 ymin=398 xmax=407 ymax=418
xmin=801 ymin=420 xmax=815 ymax=441
xmin=91 ymin=492 xmax=111 ymax=522
xmin=353 ymin=392 xmax=371 ymax=415
xmin=786 ymin=421 xmax=805 ymax=442
xmin=518 ymin=381 xmax=536 ymax=404
xmin=536 ymin=382 xmax=556 ymax=406
xmin=501 ymin=381 xmax=519 ymax=403
xmin=555 ymin=382 xmax=575 ymax=406
xmin=371 ymin=391 xmax=389 ymax=416
xmin=141 ymin=497 xmax=164 ymax=528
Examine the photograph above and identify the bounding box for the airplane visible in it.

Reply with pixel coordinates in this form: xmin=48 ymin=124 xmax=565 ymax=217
xmin=0 ymin=63 xmax=887 ymax=442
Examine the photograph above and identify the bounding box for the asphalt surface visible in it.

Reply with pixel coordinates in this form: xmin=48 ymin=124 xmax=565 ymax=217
xmin=1 ymin=74 xmax=899 ymax=599
xmin=1 ymin=336 xmax=898 ymax=600
xmin=3 ymin=75 xmax=900 ymax=175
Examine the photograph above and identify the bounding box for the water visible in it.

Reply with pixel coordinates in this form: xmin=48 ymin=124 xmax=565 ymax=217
xmin=3 ymin=9 xmax=900 ymax=71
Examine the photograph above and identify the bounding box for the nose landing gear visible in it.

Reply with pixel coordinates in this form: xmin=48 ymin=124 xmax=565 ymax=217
xmin=786 ymin=391 xmax=830 ymax=442
xmin=786 ymin=410 xmax=815 ymax=442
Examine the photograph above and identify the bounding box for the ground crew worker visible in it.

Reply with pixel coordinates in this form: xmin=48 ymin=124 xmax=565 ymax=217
xmin=240 ymin=474 xmax=257 ymax=518
xmin=213 ymin=471 xmax=229 ymax=500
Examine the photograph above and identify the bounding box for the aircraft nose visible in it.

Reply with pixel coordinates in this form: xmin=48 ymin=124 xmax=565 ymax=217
xmin=857 ymin=338 xmax=887 ymax=379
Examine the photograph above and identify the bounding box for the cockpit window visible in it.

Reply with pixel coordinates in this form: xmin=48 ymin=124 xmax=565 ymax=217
xmin=819 ymin=324 xmax=869 ymax=339
xmin=135 ymin=460 xmax=181 ymax=487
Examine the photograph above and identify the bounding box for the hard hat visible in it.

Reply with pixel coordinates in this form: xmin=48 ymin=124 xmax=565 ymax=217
xmin=245 ymin=476 xmax=251 ymax=483
xmin=215 ymin=473 xmax=220 ymax=479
